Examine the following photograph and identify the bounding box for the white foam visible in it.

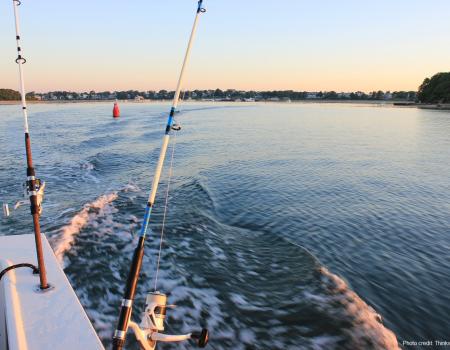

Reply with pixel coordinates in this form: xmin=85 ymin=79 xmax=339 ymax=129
xmin=168 ymin=286 xmax=225 ymax=332
xmin=317 ymin=267 xmax=400 ymax=349
xmin=229 ymin=293 xmax=264 ymax=312
xmin=50 ymin=192 xmax=118 ymax=267
xmin=122 ymin=183 xmax=141 ymax=193
xmin=80 ymin=161 xmax=95 ymax=171
xmin=239 ymin=329 xmax=256 ymax=344
xmin=310 ymin=335 xmax=343 ymax=350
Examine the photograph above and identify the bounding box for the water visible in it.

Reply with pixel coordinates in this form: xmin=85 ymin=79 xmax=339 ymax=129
xmin=1 ymin=102 xmax=450 ymax=349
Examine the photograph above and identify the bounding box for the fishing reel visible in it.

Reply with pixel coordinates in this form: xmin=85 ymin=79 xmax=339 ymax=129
xmin=129 ymin=292 xmax=209 ymax=350
xmin=2 ymin=178 xmax=45 ymax=218
xmin=23 ymin=177 xmax=46 ymax=215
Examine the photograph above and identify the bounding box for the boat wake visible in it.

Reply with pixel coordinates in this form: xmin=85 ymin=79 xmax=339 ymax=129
xmin=49 ymin=179 xmax=400 ymax=349
xmin=312 ymin=267 xmax=400 ymax=349
xmin=50 ymin=192 xmax=119 ymax=267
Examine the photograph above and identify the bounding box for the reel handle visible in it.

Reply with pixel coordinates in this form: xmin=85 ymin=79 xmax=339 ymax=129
xmin=191 ymin=328 xmax=209 ymax=348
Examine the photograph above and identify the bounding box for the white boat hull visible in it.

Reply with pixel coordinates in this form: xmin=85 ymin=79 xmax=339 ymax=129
xmin=0 ymin=234 xmax=104 ymax=350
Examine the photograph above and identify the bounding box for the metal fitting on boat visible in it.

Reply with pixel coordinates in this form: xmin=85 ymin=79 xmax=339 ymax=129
xmin=2 ymin=203 xmax=10 ymax=217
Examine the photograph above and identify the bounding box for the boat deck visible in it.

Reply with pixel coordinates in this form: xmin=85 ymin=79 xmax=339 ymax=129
xmin=0 ymin=233 xmax=104 ymax=350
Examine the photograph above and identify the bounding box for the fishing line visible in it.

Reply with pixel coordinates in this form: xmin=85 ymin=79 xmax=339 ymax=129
xmin=154 ymin=127 xmax=179 ymax=292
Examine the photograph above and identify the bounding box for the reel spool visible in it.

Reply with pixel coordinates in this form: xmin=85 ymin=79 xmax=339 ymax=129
xmin=129 ymin=291 xmax=209 ymax=350
xmin=140 ymin=292 xmax=167 ymax=332
xmin=26 ymin=178 xmax=45 ymax=215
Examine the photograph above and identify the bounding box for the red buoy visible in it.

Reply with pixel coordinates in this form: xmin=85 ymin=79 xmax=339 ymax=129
xmin=113 ymin=100 xmax=120 ymax=118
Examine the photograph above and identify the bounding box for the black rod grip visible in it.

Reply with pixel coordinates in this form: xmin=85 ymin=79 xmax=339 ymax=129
xmin=112 ymin=236 xmax=145 ymax=349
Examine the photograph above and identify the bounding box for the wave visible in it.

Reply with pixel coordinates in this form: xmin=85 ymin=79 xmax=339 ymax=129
xmin=313 ymin=267 xmax=400 ymax=349
xmin=80 ymin=161 xmax=95 ymax=171
xmin=147 ymin=178 xmax=401 ymax=349
xmin=51 ymin=176 xmax=400 ymax=349
xmin=50 ymin=192 xmax=118 ymax=267
xmin=177 ymin=104 xmax=254 ymax=115
xmin=274 ymin=237 xmax=399 ymax=348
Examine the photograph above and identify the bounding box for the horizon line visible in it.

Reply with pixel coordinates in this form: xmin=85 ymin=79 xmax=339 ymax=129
xmin=0 ymin=87 xmax=419 ymax=94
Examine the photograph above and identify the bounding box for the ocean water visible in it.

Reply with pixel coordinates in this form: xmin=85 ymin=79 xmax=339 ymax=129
xmin=1 ymin=101 xmax=450 ymax=349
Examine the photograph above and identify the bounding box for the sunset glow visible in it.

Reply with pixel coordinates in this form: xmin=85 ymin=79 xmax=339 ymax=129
xmin=0 ymin=0 xmax=449 ymax=92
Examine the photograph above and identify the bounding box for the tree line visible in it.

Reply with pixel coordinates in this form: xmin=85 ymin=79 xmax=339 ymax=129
xmin=417 ymin=72 xmax=450 ymax=103
xmin=3 ymin=71 xmax=450 ymax=103
xmin=1 ymin=88 xmax=418 ymax=101
xmin=0 ymin=88 xmax=37 ymax=101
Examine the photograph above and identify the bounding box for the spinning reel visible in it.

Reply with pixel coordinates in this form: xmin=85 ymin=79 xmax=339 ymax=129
xmin=129 ymin=292 xmax=209 ymax=350
xmin=2 ymin=178 xmax=45 ymax=217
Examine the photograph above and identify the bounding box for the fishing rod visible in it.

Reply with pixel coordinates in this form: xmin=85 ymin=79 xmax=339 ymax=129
xmin=10 ymin=0 xmax=49 ymax=291
xmin=112 ymin=1 xmax=208 ymax=349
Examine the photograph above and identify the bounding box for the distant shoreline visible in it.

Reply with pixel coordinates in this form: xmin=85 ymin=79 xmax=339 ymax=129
xmin=392 ymin=102 xmax=450 ymax=110
xmin=1 ymin=99 xmax=450 ymax=110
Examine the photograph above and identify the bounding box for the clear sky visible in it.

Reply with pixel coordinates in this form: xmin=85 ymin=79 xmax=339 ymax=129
xmin=0 ymin=0 xmax=449 ymax=93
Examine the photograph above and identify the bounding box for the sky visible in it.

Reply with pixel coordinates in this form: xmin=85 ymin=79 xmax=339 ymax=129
xmin=0 ymin=0 xmax=449 ymax=93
